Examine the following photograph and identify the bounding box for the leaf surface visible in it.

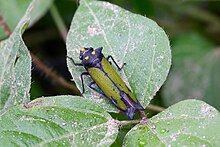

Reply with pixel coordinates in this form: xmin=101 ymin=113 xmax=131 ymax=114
xmin=0 ymin=4 xmax=32 ymax=113
xmin=0 ymin=96 xmax=119 ymax=146
xmin=66 ymin=0 xmax=171 ymax=111
xmin=124 ymin=99 xmax=220 ymax=146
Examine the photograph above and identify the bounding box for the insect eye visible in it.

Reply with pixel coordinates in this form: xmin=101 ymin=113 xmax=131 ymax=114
xmin=91 ymin=51 xmax=96 ymax=55
xmin=85 ymin=56 xmax=89 ymax=60
xmin=80 ymin=48 xmax=85 ymax=52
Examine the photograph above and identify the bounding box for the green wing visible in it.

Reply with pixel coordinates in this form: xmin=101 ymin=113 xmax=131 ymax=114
xmin=101 ymin=58 xmax=137 ymax=103
xmin=88 ymin=67 xmax=127 ymax=110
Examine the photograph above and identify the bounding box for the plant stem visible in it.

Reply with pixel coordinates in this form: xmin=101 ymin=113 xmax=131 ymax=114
xmin=138 ymin=110 xmax=147 ymax=120
xmin=119 ymin=119 xmax=141 ymax=126
xmin=0 ymin=13 xmax=80 ymax=96
xmin=31 ymin=53 xmax=81 ymax=95
xmin=146 ymin=104 xmax=165 ymax=112
xmin=50 ymin=4 xmax=68 ymax=41
xmin=0 ymin=16 xmax=12 ymax=36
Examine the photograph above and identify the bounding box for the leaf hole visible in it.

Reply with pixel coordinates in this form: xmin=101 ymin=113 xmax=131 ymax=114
xmin=14 ymin=56 xmax=19 ymax=66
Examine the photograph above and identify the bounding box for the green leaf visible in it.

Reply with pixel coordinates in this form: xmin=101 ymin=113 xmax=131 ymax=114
xmin=162 ymin=33 xmax=220 ymax=110
xmin=28 ymin=0 xmax=54 ymax=26
xmin=0 ymin=0 xmax=54 ymax=39
xmin=123 ymin=99 xmax=220 ymax=146
xmin=0 ymin=3 xmax=32 ymax=113
xmin=0 ymin=95 xmax=119 ymax=146
xmin=66 ymin=0 xmax=171 ymax=111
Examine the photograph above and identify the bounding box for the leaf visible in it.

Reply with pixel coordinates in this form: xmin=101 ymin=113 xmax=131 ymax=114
xmin=0 ymin=0 xmax=54 ymax=39
xmin=0 ymin=95 xmax=119 ymax=146
xmin=66 ymin=0 xmax=171 ymax=111
xmin=162 ymin=33 xmax=220 ymax=110
xmin=28 ymin=0 xmax=54 ymax=26
xmin=123 ymin=99 xmax=220 ymax=146
xmin=0 ymin=3 xmax=32 ymax=113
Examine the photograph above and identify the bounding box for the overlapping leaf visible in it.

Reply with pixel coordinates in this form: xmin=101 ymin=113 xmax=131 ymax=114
xmin=0 ymin=4 xmax=31 ymax=113
xmin=0 ymin=0 xmax=54 ymax=39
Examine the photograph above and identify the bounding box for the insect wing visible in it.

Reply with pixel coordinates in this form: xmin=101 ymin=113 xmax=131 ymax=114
xmin=87 ymin=67 xmax=127 ymax=111
xmin=101 ymin=58 xmax=137 ymax=103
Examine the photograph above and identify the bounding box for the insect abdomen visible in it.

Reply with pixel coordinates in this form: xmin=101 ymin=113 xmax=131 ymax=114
xmin=101 ymin=58 xmax=138 ymax=103
xmin=88 ymin=57 xmax=144 ymax=119
xmin=88 ymin=67 xmax=127 ymax=111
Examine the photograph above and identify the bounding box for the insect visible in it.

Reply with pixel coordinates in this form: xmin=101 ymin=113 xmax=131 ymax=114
xmin=69 ymin=47 xmax=144 ymax=119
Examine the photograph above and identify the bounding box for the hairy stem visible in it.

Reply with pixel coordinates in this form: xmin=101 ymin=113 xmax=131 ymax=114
xmin=119 ymin=119 xmax=141 ymax=126
xmin=0 ymin=16 xmax=12 ymax=36
xmin=146 ymin=104 xmax=165 ymax=112
xmin=31 ymin=53 xmax=81 ymax=95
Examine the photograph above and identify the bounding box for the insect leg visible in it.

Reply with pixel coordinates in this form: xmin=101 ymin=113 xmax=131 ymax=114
xmin=106 ymin=55 xmax=126 ymax=71
xmin=66 ymin=56 xmax=83 ymax=66
xmin=80 ymin=72 xmax=90 ymax=93
xmin=88 ymin=81 xmax=107 ymax=97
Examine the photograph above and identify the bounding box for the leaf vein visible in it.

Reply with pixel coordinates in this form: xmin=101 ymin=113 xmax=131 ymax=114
xmin=142 ymin=29 xmax=157 ymax=103
xmin=84 ymin=1 xmax=114 ymax=56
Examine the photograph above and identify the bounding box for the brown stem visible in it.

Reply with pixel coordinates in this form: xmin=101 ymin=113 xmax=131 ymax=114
xmin=138 ymin=110 xmax=147 ymax=120
xmin=0 ymin=16 xmax=12 ymax=36
xmin=146 ymin=104 xmax=165 ymax=112
xmin=31 ymin=53 xmax=81 ymax=95
xmin=0 ymin=15 xmax=81 ymax=96
xmin=119 ymin=119 xmax=141 ymax=126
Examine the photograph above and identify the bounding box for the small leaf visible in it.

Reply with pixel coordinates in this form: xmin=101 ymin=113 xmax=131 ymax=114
xmin=0 ymin=96 xmax=119 ymax=146
xmin=66 ymin=0 xmax=171 ymax=111
xmin=123 ymin=99 xmax=220 ymax=146
xmin=0 ymin=3 xmax=32 ymax=113
xmin=0 ymin=0 xmax=54 ymax=39
xmin=162 ymin=33 xmax=220 ymax=110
